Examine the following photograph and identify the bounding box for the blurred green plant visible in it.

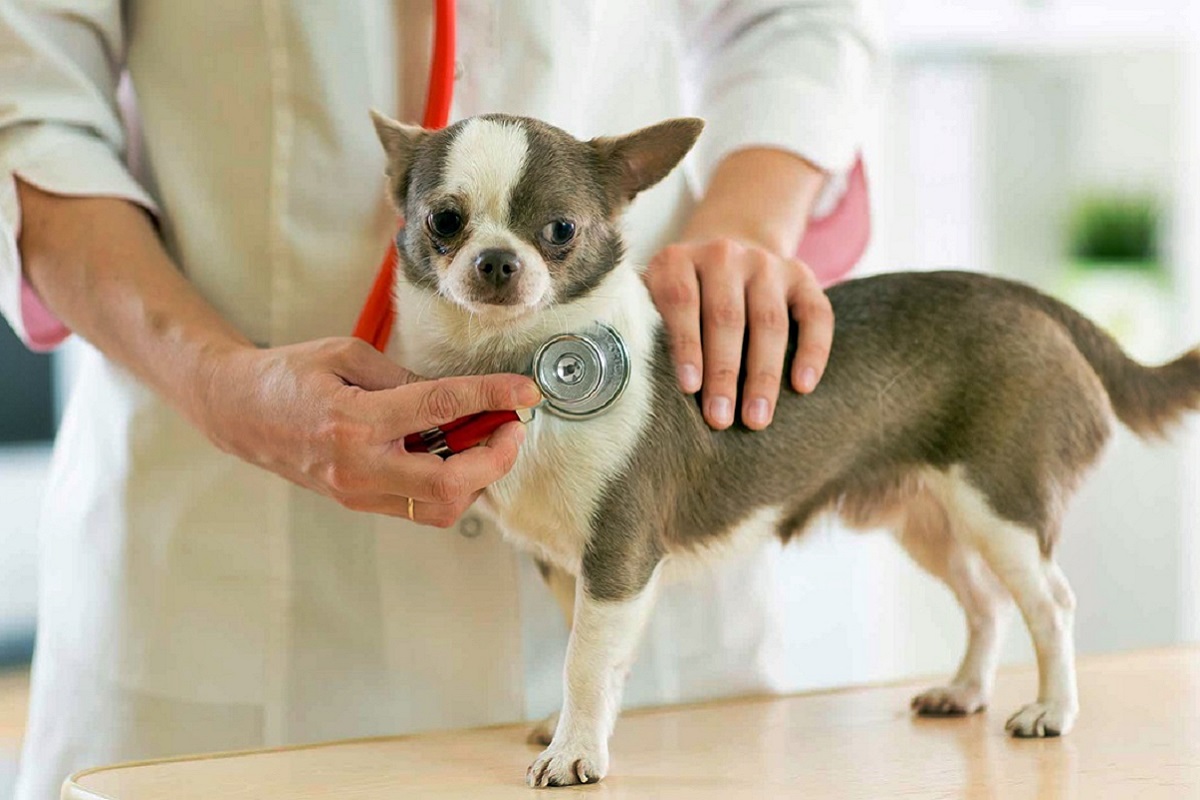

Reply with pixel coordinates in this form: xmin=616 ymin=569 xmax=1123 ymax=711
xmin=1066 ymin=194 xmax=1161 ymax=270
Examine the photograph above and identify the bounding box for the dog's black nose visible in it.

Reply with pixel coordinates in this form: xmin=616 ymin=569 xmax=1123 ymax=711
xmin=474 ymin=249 xmax=521 ymax=287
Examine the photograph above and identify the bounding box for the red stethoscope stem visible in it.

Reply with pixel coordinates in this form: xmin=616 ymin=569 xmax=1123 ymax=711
xmin=356 ymin=1 xmax=517 ymax=458
xmin=352 ymin=0 xmax=456 ymax=352
xmin=423 ymin=0 xmax=457 ymax=130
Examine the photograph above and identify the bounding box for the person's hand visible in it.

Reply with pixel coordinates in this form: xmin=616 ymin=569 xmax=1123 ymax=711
xmin=198 ymin=337 xmax=541 ymax=527
xmin=645 ymin=237 xmax=833 ymax=431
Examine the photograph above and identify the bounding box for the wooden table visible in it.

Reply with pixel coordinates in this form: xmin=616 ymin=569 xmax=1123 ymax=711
xmin=65 ymin=647 xmax=1200 ymax=799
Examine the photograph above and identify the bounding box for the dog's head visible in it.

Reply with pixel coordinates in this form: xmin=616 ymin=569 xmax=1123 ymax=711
xmin=371 ymin=112 xmax=703 ymax=322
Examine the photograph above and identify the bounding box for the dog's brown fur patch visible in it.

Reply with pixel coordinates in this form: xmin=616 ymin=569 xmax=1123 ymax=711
xmin=585 ymin=271 xmax=1200 ymax=599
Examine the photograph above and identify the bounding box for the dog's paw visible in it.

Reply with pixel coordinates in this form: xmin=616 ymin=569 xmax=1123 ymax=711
xmin=526 ymin=742 xmax=608 ymax=788
xmin=1005 ymin=701 xmax=1077 ymax=738
xmin=910 ymin=683 xmax=988 ymax=717
xmin=526 ymin=711 xmax=560 ymax=746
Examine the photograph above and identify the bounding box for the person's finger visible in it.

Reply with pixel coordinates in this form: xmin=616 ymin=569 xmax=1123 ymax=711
xmin=333 ymin=411 xmax=526 ymax=502
xmin=698 ymin=242 xmax=747 ymax=429
xmin=440 ymin=419 xmax=526 ymax=488
xmin=389 ymin=419 xmax=527 ymax=501
xmin=787 ymin=261 xmax=834 ymax=394
xmin=366 ymin=373 xmax=541 ymax=437
xmin=645 ymin=246 xmax=703 ymax=393
xmin=388 ymin=420 xmax=524 ymax=522
xmin=327 ymin=337 xmax=417 ymax=391
xmin=741 ymin=265 xmax=790 ymax=430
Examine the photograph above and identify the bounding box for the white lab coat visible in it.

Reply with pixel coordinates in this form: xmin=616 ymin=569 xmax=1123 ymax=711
xmin=0 ymin=2 xmax=876 ymax=797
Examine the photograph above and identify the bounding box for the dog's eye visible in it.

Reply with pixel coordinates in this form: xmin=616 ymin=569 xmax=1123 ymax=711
xmin=541 ymin=219 xmax=576 ymax=246
xmin=428 ymin=210 xmax=464 ymax=238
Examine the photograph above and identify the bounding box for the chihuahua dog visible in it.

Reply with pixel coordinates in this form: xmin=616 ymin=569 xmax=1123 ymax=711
xmin=370 ymin=110 xmax=1200 ymax=787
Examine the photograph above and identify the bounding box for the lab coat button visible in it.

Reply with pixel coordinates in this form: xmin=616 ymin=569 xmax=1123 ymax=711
xmin=459 ymin=514 xmax=484 ymax=538
xmin=454 ymin=60 xmax=465 ymax=81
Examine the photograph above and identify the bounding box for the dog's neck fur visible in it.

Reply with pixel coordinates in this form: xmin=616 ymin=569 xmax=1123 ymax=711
xmin=387 ymin=257 xmax=662 ymax=574
xmin=388 ymin=259 xmax=657 ymax=382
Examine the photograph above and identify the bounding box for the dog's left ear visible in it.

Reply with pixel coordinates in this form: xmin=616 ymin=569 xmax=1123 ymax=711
xmin=370 ymin=109 xmax=428 ymax=205
xmin=592 ymin=118 xmax=705 ymax=205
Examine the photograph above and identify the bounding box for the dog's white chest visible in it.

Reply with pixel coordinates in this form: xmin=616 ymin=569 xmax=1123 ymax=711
xmin=481 ymin=405 xmax=644 ymax=574
xmin=388 ymin=264 xmax=659 ymax=573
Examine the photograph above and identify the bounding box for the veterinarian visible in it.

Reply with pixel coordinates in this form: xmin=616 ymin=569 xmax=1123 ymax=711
xmin=0 ymin=2 xmax=876 ymax=797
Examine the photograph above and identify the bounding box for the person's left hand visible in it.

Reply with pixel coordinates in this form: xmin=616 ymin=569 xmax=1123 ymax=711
xmin=645 ymin=237 xmax=833 ymax=431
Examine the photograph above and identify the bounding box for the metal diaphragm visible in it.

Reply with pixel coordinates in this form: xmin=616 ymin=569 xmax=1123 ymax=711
xmin=531 ymin=324 xmax=630 ymax=419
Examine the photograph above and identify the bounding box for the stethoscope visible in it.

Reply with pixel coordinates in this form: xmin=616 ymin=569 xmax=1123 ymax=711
xmin=356 ymin=0 xmax=631 ymax=457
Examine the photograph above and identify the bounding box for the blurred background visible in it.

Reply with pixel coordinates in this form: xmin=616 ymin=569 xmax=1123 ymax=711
xmin=766 ymin=0 xmax=1200 ymax=692
xmin=3 ymin=0 xmax=1200 ymax=795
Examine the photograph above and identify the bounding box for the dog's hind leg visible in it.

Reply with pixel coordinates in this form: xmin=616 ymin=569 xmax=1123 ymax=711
xmin=942 ymin=472 xmax=1079 ymax=737
xmin=894 ymin=488 xmax=1014 ymax=716
xmin=537 ymin=560 xmax=578 ymax=629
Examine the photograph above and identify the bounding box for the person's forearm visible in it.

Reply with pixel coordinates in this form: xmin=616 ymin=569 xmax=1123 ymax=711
xmin=681 ymin=148 xmax=826 ymax=256
xmin=15 ymin=177 xmax=535 ymax=522
xmin=16 ymin=178 xmax=253 ymax=427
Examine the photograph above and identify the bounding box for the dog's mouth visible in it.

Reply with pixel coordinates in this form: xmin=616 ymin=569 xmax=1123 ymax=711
xmin=451 ymin=294 xmax=543 ymax=319
xmin=441 ymin=253 xmax=554 ymax=321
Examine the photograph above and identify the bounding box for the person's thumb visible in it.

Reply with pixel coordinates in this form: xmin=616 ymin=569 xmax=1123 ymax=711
xmin=372 ymin=373 xmax=542 ymax=437
xmin=332 ymin=337 xmax=422 ymax=391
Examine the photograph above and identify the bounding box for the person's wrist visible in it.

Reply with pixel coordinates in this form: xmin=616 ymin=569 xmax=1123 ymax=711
xmin=681 ymin=148 xmax=826 ymax=258
xmin=678 ymin=222 xmax=801 ymax=260
xmin=188 ymin=338 xmax=261 ymax=448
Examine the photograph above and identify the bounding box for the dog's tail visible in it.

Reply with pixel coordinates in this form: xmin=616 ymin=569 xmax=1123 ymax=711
xmin=1018 ymin=285 xmax=1200 ymax=439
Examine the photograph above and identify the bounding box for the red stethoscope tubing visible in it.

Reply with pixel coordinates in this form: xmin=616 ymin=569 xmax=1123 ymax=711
xmin=422 ymin=0 xmax=457 ymax=132
xmin=360 ymin=0 xmax=513 ymax=457
xmin=353 ymin=0 xmax=455 ymax=351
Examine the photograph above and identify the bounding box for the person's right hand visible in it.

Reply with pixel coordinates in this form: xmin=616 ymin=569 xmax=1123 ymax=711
xmin=197 ymin=337 xmax=541 ymax=527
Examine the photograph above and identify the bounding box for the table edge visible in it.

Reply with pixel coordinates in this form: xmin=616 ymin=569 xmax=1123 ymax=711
xmin=63 ymin=642 xmax=1200 ymax=797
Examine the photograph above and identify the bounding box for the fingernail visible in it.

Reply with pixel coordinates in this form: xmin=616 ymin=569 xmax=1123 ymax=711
xmin=679 ymin=364 xmax=701 ymax=393
xmin=512 ymin=424 xmax=527 ymax=446
xmin=709 ymin=396 xmax=733 ymax=426
xmin=517 ymin=382 xmax=543 ymax=407
xmin=800 ymin=368 xmax=818 ymax=393
xmin=746 ymin=398 xmax=769 ymax=427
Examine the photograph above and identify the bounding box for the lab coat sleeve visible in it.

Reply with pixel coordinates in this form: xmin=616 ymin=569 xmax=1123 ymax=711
xmin=0 ymin=2 xmax=158 ymax=351
xmin=683 ymin=0 xmax=879 ymax=190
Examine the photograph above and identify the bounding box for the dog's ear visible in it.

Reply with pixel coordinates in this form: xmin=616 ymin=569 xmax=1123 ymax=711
xmin=370 ymin=109 xmax=427 ymax=206
xmin=591 ymin=118 xmax=705 ymax=205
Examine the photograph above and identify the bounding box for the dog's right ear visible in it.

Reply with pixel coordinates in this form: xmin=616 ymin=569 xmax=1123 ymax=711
xmin=591 ymin=117 xmax=705 ymax=207
xmin=370 ymin=109 xmax=427 ymax=205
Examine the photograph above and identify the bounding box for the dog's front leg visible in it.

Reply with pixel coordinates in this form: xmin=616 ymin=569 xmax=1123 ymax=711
xmin=526 ymin=567 xmax=661 ymax=788
xmin=528 ymin=562 xmax=575 ymax=746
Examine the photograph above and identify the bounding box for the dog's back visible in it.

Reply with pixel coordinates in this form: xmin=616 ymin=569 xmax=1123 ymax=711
xmin=598 ymin=270 xmax=1200 ymax=572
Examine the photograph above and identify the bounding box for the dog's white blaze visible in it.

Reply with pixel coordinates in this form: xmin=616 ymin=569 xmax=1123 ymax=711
xmin=443 ymin=118 xmax=528 ymax=222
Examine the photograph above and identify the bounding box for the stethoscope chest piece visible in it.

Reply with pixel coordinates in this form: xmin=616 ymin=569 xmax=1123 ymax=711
xmin=532 ymin=324 xmax=630 ymax=419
